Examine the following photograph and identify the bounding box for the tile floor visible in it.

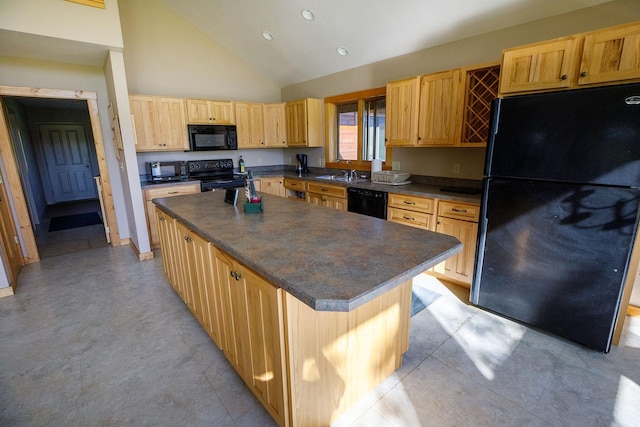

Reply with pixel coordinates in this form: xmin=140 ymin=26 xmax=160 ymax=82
xmin=1 ymin=245 xmax=639 ymax=426
xmin=34 ymin=199 xmax=110 ymax=258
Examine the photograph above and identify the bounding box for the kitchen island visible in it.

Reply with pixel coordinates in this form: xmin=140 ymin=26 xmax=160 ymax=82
xmin=153 ymin=191 xmax=461 ymax=426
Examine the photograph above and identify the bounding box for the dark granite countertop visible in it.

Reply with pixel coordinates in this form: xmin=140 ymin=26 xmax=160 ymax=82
xmin=276 ymin=172 xmax=482 ymax=204
xmin=154 ymin=191 xmax=462 ymax=312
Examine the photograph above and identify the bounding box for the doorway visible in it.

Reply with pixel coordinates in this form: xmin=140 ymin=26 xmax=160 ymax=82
xmin=0 ymin=86 xmax=121 ymax=267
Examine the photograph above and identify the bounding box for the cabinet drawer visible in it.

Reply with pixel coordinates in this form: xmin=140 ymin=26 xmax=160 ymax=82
xmin=437 ymin=201 xmax=479 ymax=222
xmin=307 ymin=183 xmax=346 ymax=199
xmin=284 ymin=178 xmax=306 ymax=191
xmin=388 ymin=207 xmax=433 ymax=230
xmin=144 ymin=183 xmax=200 ymax=200
xmin=388 ymin=193 xmax=434 ymax=213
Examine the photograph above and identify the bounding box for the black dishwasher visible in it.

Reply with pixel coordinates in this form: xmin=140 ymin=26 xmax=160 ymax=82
xmin=347 ymin=187 xmax=388 ymax=219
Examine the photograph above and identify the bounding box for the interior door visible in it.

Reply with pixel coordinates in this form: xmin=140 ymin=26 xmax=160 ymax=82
xmin=0 ymin=176 xmax=23 ymax=283
xmin=39 ymin=124 xmax=97 ymax=203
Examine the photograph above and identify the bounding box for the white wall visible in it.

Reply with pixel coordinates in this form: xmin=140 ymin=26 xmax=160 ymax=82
xmin=118 ymin=0 xmax=280 ymax=102
xmin=0 ymin=0 xmax=122 ymax=49
xmin=0 ymin=55 xmax=129 ymax=241
xmin=281 ymin=0 xmax=640 ymax=180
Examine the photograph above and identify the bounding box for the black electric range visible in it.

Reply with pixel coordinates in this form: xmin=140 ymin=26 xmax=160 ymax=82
xmin=187 ymin=159 xmax=246 ymax=192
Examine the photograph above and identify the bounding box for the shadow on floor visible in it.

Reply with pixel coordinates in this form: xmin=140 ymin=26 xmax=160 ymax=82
xmin=34 ymin=199 xmax=110 ymax=259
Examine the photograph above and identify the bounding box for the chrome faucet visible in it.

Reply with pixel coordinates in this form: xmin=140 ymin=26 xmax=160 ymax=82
xmin=351 ymin=169 xmax=358 ymax=181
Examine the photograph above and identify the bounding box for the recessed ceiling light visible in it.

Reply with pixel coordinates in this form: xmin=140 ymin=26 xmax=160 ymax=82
xmin=336 ymin=47 xmax=350 ymax=56
xmin=301 ymin=9 xmax=315 ymax=21
xmin=262 ymin=31 xmax=274 ymax=41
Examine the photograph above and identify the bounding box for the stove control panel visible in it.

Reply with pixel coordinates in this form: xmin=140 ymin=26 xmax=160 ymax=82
xmin=188 ymin=159 xmax=234 ymax=173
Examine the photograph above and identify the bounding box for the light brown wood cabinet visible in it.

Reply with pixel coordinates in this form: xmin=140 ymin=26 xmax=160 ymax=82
xmin=432 ymin=200 xmax=479 ymax=286
xmin=154 ymin=207 xmax=180 ymax=293
xmin=156 ymin=206 xmax=224 ymax=349
xmin=263 ymin=103 xmax=287 ymax=147
xmin=155 ymin=208 xmax=413 ymax=427
xmin=235 ymin=102 xmax=264 ymax=148
xmin=285 ymin=98 xmax=324 ymax=147
xmin=385 ymin=77 xmax=420 ymax=146
xmin=457 ymin=63 xmax=501 ymax=147
xmin=214 ymin=249 xmax=288 ymax=426
xmin=260 ymin=177 xmax=285 ymax=197
xmin=144 ymin=183 xmax=200 ymax=248
xmin=386 ymin=63 xmax=499 ymax=148
xmin=186 ymin=99 xmax=235 ymax=124
xmin=306 ymin=182 xmax=347 ymax=211
xmin=283 ymin=178 xmax=306 ymax=201
xmin=500 ymin=21 xmax=640 ymax=95
xmin=235 ymin=103 xmax=287 ymax=148
xmin=387 ymin=193 xmax=435 ymax=230
xmin=417 ymin=70 xmax=461 ymax=146
xmin=130 ymin=95 xmax=189 ymax=151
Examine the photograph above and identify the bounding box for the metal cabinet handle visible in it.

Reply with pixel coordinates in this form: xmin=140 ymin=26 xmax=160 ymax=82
xmin=168 ymin=191 xmax=179 ymax=194
xmin=452 ymin=208 xmax=468 ymax=213
xmin=230 ymin=270 xmax=243 ymax=281
xmin=561 ymin=75 xmax=568 ymax=80
xmin=403 ymin=215 xmax=415 ymax=221
xmin=403 ymin=201 xmax=416 ymax=205
xmin=580 ymin=71 xmax=587 ymax=77
xmin=184 ymin=236 xmax=192 ymax=242
xmin=159 ymin=216 xmax=165 ymax=222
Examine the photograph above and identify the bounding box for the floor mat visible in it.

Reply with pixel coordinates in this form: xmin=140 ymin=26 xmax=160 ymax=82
xmin=411 ymin=284 xmax=441 ymax=317
xmin=48 ymin=212 xmax=102 ymax=232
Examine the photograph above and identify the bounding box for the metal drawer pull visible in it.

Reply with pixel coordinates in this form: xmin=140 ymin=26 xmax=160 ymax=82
xmin=452 ymin=208 xmax=468 ymax=213
xmin=230 ymin=270 xmax=243 ymax=281
xmin=403 ymin=215 xmax=415 ymax=221
xmin=184 ymin=236 xmax=192 ymax=242
xmin=403 ymin=201 xmax=416 ymax=205
xmin=168 ymin=191 xmax=179 ymax=194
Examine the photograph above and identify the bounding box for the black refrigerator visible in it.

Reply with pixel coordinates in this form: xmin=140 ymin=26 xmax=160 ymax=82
xmin=471 ymin=83 xmax=640 ymax=352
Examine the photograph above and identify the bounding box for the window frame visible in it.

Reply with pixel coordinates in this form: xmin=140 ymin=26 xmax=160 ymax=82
xmin=325 ymin=87 xmax=390 ymax=171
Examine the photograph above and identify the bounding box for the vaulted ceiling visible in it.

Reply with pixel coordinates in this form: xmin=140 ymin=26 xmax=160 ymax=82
xmin=159 ymin=0 xmax=612 ymax=86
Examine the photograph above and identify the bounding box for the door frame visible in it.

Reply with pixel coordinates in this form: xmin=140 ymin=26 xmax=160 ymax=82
xmin=0 ymin=85 xmax=121 ymax=264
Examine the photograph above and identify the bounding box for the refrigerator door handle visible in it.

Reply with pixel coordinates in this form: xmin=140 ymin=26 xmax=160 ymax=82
xmin=484 ymin=98 xmax=501 ymax=177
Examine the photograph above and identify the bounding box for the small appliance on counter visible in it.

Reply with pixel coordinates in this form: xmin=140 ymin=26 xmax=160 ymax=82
xmin=296 ymin=154 xmax=309 ymax=176
xmin=146 ymin=161 xmax=188 ymax=183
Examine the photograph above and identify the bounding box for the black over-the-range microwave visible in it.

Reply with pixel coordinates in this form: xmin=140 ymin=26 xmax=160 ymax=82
xmin=187 ymin=124 xmax=237 ymax=151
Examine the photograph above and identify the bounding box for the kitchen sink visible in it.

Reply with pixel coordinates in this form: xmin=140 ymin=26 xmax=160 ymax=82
xmin=315 ymin=175 xmax=360 ymax=182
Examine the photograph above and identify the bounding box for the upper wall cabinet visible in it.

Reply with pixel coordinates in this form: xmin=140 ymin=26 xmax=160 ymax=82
xmin=385 ymin=77 xmax=420 ymax=146
xmin=263 ymin=103 xmax=287 ymax=148
xmin=417 ymin=69 xmax=461 ymax=146
xmin=130 ymin=95 xmax=189 ymax=152
xmin=578 ymin=22 xmax=640 ymax=86
xmin=235 ymin=102 xmax=265 ymax=149
xmin=386 ymin=62 xmax=500 ymax=148
xmin=500 ymin=21 xmax=640 ymax=95
xmin=458 ymin=62 xmax=501 ymax=147
xmin=186 ymin=99 xmax=235 ymax=124
xmin=285 ymin=98 xmax=323 ymax=147
xmin=235 ymin=102 xmax=287 ymax=149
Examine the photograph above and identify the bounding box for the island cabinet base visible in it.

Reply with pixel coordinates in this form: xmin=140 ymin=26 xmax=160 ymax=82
xmin=284 ymin=280 xmax=412 ymax=427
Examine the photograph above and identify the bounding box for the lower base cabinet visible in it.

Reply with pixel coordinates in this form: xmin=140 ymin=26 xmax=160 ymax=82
xmin=154 ymin=205 xmax=412 ymax=427
xmin=306 ymin=182 xmax=347 ymax=211
xmin=432 ymin=200 xmax=479 ymax=286
xmin=215 ymin=250 xmax=288 ymax=425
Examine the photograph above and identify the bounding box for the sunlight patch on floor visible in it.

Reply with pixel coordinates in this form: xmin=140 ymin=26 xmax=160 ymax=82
xmin=416 ymin=273 xmax=525 ymax=381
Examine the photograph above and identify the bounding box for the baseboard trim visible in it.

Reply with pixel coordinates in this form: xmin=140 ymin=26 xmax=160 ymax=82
xmin=129 ymin=239 xmax=154 ymax=261
xmin=0 ymin=286 xmax=15 ymax=298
